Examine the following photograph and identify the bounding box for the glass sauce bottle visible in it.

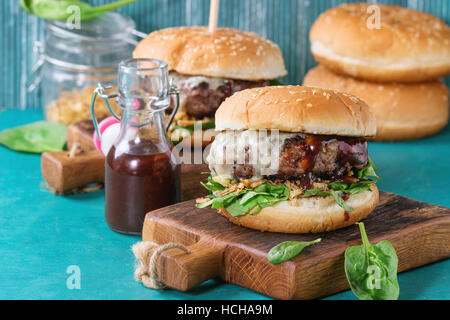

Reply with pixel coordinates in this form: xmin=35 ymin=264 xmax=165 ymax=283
xmin=93 ymin=59 xmax=180 ymax=234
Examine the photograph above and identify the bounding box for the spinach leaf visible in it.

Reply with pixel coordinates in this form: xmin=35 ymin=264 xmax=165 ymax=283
xmin=345 ymin=222 xmax=399 ymax=300
xmin=269 ymin=79 xmax=284 ymax=86
xmin=171 ymin=119 xmax=215 ymax=143
xmin=200 ymin=175 xmax=226 ymax=192
xmin=20 ymin=0 xmax=138 ymax=21
xmin=299 ymin=188 xmax=354 ymax=212
xmin=197 ymin=177 xmax=289 ymax=217
xmin=328 ymin=181 xmax=349 ymax=191
xmin=299 ymin=188 xmax=331 ymax=198
xmin=330 ymin=190 xmax=354 ymax=212
xmin=268 ymin=239 xmax=321 ymax=264
xmin=346 ymin=180 xmax=374 ymax=195
xmin=173 ymin=119 xmax=215 ymax=134
xmin=198 ymin=157 xmax=379 ymax=217
xmin=358 ymin=157 xmax=380 ymax=180
xmin=0 ymin=121 xmax=66 ymax=154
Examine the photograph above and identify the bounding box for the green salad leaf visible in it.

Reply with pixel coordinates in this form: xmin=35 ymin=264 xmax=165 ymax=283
xmin=200 ymin=175 xmax=226 ymax=192
xmin=268 ymin=239 xmax=321 ymax=264
xmin=20 ymin=0 xmax=138 ymax=21
xmin=300 ymin=158 xmax=380 ymax=212
xmin=0 ymin=121 xmax=67 ymax=154
xmin=196 ymin=178 xmax=289 ymax=217
xmin=358 ymin=157 xmax=380 ymax=180
xmin=345 ymin=222 xmax=399 ymax=300
xmin=198 ymin=158 xmax=380 ymax=216
xmin=170 ymin=119 xmax=215 ymax=143
xmin=269 ymin=79 xmax=284 ymax=86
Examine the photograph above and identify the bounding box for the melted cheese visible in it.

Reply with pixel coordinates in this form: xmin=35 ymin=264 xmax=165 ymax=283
xmin=170 ymin=72 xmax=226 ymax=90
xmin=207 ymin=130 xmax=298 ymax=181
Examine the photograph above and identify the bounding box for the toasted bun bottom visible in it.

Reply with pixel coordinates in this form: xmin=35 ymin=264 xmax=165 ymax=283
xmin=219 ymin=185 xmax=379 ymax=233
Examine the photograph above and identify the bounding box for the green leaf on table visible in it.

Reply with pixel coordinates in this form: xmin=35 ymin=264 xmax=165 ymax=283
xmin=344 ymin=222 xmax=399 ymax=300
xmin=20 ymin=0 xmax=138 ymax=21
xmin=0 ymin=121 xmax=67 ymax=154
xmin=268 ymin=239 xmax=321 ymax=264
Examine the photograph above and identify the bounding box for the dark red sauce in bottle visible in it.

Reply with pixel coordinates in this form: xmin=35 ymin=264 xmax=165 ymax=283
xmin=105 ymin=139 xmax=179 ymax=234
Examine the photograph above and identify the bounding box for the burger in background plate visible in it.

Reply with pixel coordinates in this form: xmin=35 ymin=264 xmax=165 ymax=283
xmin=197 ymin=86 xmax=379 ymax=234
xmin=304 ymin=65 xmax=449 ymax=141
xmin=133 ymin=27 xmax=287 ymax=146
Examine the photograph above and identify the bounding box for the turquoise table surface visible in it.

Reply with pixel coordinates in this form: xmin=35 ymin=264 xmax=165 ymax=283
xmin=0 ymin=109 xmax=449 ymax=300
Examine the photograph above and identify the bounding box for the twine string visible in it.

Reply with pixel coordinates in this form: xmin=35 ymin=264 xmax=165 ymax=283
xmin=132 ymin=241 xmax=191 ymax=290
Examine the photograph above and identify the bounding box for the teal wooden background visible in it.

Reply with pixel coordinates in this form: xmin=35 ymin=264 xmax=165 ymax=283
xmin=1 ymin=0 xmax=450 ymax=110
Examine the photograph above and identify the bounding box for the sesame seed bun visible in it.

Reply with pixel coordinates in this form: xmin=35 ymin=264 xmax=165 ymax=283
xmin=133 ymin=26 xmax=287 ymax=81
xmin=219 ymin=184 xmax=378 ymax=233
xmin=303 ymin=65 xmax=449 ymax=141
xmin=310 ymin=3 xmax=450 ymax=83
xmin=215 ymin=85 xmax=376 ymax=137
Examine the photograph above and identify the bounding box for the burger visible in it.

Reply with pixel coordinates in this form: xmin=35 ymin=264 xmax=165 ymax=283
xmin=309 ymin=3 xmax=450 ymax=83
xmin=133 ymin=27 xmax=287 ymax=145
xmin=196 ymin=86 xmax=379 ymax=233
xmin=304 ymin=65 xmax=449 ymax=141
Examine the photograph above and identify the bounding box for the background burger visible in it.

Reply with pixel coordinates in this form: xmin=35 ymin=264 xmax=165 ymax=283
xmin=133 ymin=26 xmax=287 ymax=146
xmin=197 ymin=86 xmax=379 ymax=233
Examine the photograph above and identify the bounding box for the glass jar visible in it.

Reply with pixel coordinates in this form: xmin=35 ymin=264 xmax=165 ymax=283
xmin=90 ymin=58 xmax=181 ymax=235
xmin=29 ymin=12 xmax=138 ymax=125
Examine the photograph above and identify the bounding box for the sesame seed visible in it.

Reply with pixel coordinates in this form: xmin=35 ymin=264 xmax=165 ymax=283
xmin=307 ymin=103 xmax=313 ymax=107
xmin=296 ymin=98 xmax=303 ymax=102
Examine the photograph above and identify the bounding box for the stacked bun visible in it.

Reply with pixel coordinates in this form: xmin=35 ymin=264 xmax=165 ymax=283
xmin=304 ymin=3 xmax=450 ymax=141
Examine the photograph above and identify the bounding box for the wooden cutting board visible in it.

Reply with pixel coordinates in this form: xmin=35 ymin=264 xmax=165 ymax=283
xmin=142 ymin=192 xmax=450 ymax=299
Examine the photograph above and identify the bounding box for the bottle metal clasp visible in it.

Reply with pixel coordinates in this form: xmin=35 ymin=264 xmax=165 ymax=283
xmin=90 ymin=81 xmax=180 ymax=142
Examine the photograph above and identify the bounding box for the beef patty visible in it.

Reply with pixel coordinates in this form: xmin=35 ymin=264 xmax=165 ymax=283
xmin=182 ymin=79 xmax=269 ymax=118
xmin=233 ymin=134 xmax=368 ymax=181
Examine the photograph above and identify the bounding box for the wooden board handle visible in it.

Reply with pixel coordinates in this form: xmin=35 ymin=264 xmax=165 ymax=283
xmin=157 ymin=240 xmax=222 ymax=291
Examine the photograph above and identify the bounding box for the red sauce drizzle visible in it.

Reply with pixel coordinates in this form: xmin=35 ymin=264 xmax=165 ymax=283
xmin=344 ymin=211 xmax=350 ymax=221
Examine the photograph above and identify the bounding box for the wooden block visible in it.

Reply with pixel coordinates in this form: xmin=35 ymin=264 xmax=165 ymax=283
xmin=67 ymin=119 xmax=99 ymax=152
xmin=41 ymin=150 xmax=105 ymax=194
xmin=142 ymin=192 xmax=450 ymax=299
